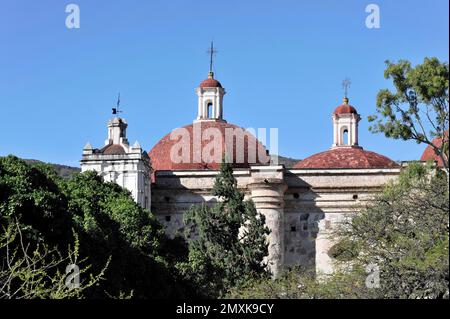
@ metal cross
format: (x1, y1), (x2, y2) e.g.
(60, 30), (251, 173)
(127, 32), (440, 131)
(342, 78), (351, 98)
(206, 41), (218, 73)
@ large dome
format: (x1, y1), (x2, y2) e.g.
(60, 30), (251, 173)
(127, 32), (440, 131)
(149, 121), (270, 174)
(293, 147), (397, 169)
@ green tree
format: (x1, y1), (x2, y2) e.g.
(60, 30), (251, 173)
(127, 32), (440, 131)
(368, 57), (449, 176)
(179, 161), (270, 298)
(1, 156), (190, 299)
(332, 162), (449, 299)
(62, 170), (190, 298)
(0, 156), (108, 299)
(0, 155), (72, 246)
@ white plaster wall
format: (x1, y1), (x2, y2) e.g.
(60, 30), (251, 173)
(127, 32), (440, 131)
(80, 156), (151, 209)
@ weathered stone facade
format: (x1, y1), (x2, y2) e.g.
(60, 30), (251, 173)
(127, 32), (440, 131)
(151, 165), (400, 276)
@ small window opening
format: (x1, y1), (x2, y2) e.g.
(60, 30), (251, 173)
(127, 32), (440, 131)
(343, 129), (349, 145)
(207, 102), (213, 118)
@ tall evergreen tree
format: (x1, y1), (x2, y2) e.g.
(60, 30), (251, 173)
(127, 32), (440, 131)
(179, 161), (270, 298)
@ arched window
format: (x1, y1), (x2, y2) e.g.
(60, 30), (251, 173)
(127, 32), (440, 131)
(342, 128), (349, 145)
(207, 102), (213, 118)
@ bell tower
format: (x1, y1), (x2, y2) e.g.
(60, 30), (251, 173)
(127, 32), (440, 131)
(195, 72), (226, 121)
(332, 97), (361, 148)
(332, 79), (361, 148)
(195, 42), (226, 122)
(81, 97), (152, 210)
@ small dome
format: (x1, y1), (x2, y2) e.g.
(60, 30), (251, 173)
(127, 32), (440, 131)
(99, 144), (126, 155)
(199, 72), (222, 88)
(334, 98), (358, 115)
(293, 147), (397, 169)
(420, 131), (448, 167)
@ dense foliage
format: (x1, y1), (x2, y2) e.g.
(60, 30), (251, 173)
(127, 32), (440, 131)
(333, 162), (449, 298)
(0, 156), (189, 298)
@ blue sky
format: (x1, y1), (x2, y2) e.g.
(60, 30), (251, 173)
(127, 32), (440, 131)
(0, 0), (448, 167)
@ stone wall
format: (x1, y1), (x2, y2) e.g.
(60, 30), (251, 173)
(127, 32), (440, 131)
(151, 166), (401, 275)
(284, 168), (401, 274)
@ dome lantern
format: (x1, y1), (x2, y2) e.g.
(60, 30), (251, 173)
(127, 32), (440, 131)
(195, 42), (226, 122)
(332, 97), (361, 148)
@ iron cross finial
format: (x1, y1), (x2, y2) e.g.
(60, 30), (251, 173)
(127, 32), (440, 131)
(206, 41), (218, 73)
(342, 78), (351, 98)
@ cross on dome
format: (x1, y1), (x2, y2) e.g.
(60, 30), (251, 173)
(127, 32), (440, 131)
(342, 78), (351, 99)
(206, 41), (218, 74)
(195, 42), (226, 122)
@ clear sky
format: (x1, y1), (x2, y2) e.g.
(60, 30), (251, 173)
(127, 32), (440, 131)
(1, 0), (448, 167)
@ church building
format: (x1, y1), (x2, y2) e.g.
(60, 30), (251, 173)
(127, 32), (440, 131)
(81, 64), (405, 276)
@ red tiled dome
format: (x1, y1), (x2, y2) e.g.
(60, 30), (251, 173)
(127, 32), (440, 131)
(334, 98), (358, 115)
(420, 131), (448, 167)
(334, 104), (358, 115)
(149, 121), (270, 177)
(200, 78), (222, 88)
(293, 147), (397, 169)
